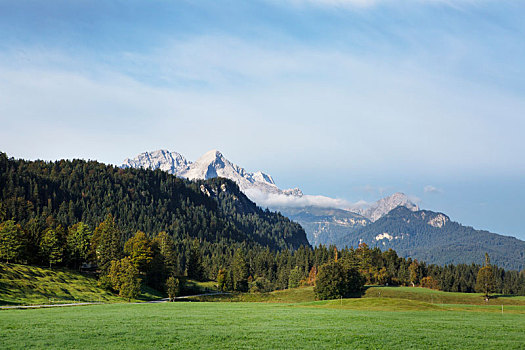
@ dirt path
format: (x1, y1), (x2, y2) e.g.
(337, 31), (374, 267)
(0, 292), (229, 310)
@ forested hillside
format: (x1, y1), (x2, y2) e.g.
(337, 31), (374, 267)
(337, 207), (525, 271)
(1, 152), (524, 300)
(0, 152), (308, 251)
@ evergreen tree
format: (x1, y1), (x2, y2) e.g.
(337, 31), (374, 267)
(186, 239), (204, 281)
(232, 249), (249, 292)
(288, 266), (303, 289)
(152, 231), (177, 276)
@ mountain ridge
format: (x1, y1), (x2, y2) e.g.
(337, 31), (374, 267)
(123, 149), (302, 198)
(336, 206), (525, 270)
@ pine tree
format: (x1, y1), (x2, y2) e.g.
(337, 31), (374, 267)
(186, 239), (204, 281)
(232, 249), (249, 292)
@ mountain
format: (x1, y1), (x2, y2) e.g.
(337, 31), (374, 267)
(277, 193), (418, 247)
(0, 152), (309, 251)
(123, 149), (303, 197)
(122, 150), (423, 247)
(354, 192), (419, 222)
(335, 206), (525, 271)
(122, 149), (191, 174)
(276, 206), (370, 246)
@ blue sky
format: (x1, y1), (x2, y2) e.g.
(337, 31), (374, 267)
(1, 0), (524, 239)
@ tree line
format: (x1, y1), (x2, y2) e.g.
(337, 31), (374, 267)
(1, 214), (523, 300)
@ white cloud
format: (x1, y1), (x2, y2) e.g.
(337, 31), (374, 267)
(424, 185), (443, 194)
(1, 34), (524, 176)
(244, 188), (354, 209)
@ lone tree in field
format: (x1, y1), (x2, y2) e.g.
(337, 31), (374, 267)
(166, 276), (180, 302)
(314, 260), (365, 300)
(476, 253), (496, 301)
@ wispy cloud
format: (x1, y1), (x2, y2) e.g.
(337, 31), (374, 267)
(284, 0), (377, 8)
(424, 185), (443, 194)
(276, 0), (488, 10)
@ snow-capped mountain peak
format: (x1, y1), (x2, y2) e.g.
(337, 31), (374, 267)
(122, 149), (299, 198)
(122, 149), (191, 174)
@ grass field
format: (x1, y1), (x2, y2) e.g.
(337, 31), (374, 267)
(191, 284), (525, 308)
(1, 300), (525, 349)
(0, 263), (163, 305)
(2, 264), (525, 348)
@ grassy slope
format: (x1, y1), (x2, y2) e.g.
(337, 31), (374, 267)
(1, 302), (524, 349)
(191, 285), (525, 308)
(363, 286), (525, 306)
(0, 263), (163, 305)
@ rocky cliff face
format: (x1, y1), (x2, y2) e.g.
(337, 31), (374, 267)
(355, 192), (419, 222)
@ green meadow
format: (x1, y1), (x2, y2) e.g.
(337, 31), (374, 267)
(1, 300), (525, 349)
(2, 263), (525, 349)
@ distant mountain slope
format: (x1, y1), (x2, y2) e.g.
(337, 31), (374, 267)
(276, 193), (418, 247)
(336, 206), (525, 270)
(0, 152), (309, 250)
(276, 207), (370, 246)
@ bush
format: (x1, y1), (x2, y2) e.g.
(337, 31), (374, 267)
(420, 276), (439, 290)
(314, 261), (365, 300)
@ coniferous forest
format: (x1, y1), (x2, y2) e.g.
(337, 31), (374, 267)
(1, 152), (524, 300)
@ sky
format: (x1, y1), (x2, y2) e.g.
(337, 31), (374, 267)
(0, 0), (524, 239)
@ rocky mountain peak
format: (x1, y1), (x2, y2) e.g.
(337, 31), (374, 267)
(357, 192), (419, 222)
(122, 149), (190, 174)
(122, 149), (303, 199)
